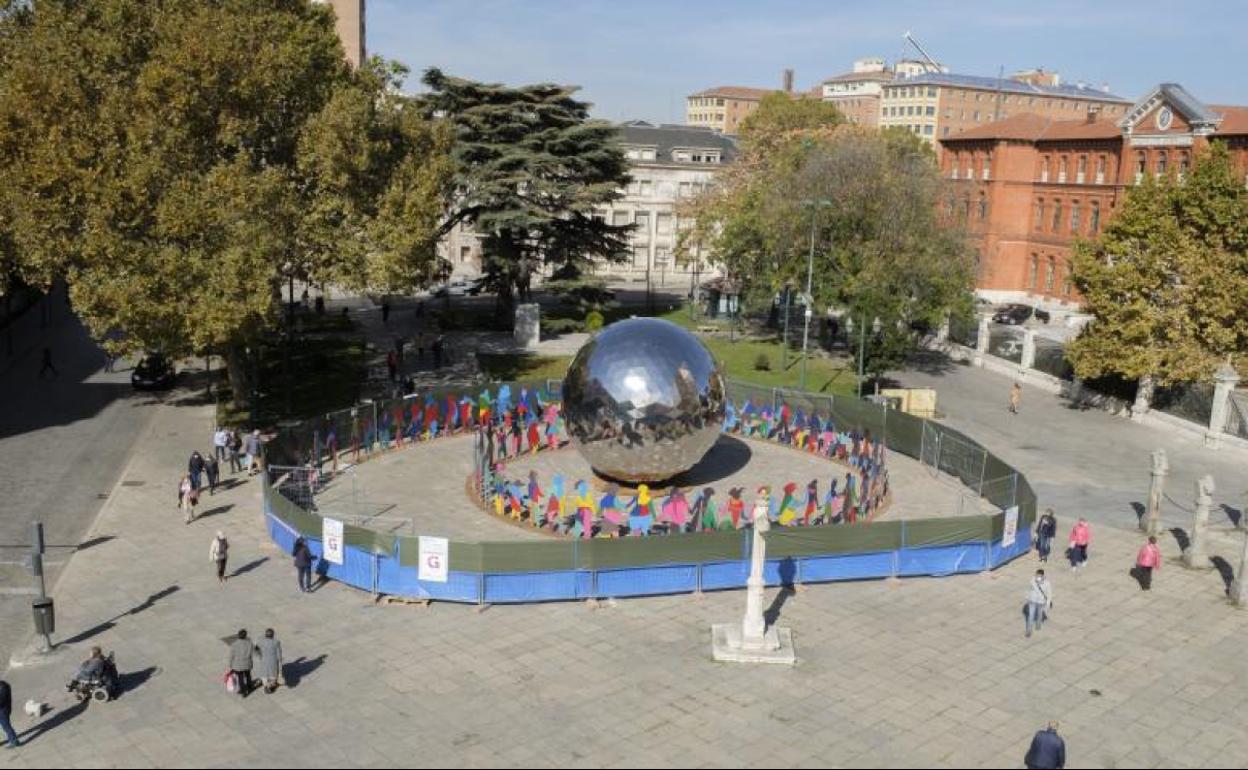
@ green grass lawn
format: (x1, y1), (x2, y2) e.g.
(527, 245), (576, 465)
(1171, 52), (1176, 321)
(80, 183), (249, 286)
(476, 353), (572, 383)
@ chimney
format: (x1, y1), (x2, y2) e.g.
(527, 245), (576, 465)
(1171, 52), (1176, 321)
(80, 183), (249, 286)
(783, 69), (794, 94)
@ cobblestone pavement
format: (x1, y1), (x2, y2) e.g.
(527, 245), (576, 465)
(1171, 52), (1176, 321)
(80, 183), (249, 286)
(3, 397), (1248, 769)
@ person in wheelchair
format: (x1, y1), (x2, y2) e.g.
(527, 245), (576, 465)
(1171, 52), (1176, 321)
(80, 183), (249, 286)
(66, 647), (118, 702)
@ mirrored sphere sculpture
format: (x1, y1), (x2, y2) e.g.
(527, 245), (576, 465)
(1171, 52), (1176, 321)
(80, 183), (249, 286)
(562, 318), (726, 483)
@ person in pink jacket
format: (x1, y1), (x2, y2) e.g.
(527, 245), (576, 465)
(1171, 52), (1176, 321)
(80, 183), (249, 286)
(1135, 536), (1162, 591)
(1068, 518), (1091, 572)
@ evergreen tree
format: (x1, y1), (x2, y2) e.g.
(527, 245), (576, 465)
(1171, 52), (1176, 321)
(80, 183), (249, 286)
(420, 68), (632, 316)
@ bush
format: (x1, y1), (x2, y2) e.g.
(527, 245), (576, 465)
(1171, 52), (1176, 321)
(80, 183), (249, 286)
(754, 353), (771, 371)
(584, 310), (605, 332)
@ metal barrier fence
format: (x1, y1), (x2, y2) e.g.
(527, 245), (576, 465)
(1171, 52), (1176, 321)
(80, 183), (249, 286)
(259, 378), (1038, 603)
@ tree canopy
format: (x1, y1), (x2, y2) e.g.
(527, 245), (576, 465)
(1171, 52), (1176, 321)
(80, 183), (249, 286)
(419, 68), (631, 314)
(1069, 143), (1248, 385)
(0, 0), (452, 405)
(679, 96), (973, 379)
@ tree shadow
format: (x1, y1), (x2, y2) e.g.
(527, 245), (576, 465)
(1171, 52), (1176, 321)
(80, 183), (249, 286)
(115, 666), (160, 699)
(1220, 504), (1242, 528)
(1210, 556), (1235, 597)
(1168, 527), (1191, 552)
(60, 585), (180, 646)
(230, 557), (269, 578)
(17, 697), (89, 745)
(1130, 502), (1146, 527)
(282, 654), (327, 688)
(197, 504), (234, 520)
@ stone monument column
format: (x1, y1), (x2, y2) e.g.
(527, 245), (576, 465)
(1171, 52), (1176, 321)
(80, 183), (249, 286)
(1205, 358), (1241, 449)
(1182, 475), (1215, 570)
(711, 511), (795, 665)
(1144, 449), (1168, 536)
(740, 513), (771, 646)
(1231, 523), (1248, 607)
(973, 315), (990, 367)
(514, 303), (540, 350)
(1020, 322), (1038, 372)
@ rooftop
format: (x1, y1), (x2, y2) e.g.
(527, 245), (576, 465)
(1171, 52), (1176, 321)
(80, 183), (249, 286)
(821, 70), (896, 85)
(941, 113), (1124, 143)
(888, 72), (1132, 103)
(616, 121), (739, 163)
(688, 86), (776, 101)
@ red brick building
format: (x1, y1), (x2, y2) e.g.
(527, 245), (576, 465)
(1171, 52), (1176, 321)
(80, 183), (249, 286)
(940, 83), (1248, 307)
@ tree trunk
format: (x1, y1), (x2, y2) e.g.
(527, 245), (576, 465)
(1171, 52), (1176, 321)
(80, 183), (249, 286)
(225, 342), (251, 413)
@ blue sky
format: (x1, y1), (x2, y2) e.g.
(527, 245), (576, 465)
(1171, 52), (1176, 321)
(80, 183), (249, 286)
(368, 0), (1245, 123)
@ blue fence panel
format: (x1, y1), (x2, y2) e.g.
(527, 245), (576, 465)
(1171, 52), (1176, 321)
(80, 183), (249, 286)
(483, 571), (584, 603)
(699, 561), (751, 591)
(266, 514), (298, 555)
(595, 564), (699, 598)
(896, 543), (989, 576)
(796, 551), (896, 583)
(990, 531), (1033, 567)
(375, 559), (482, 603)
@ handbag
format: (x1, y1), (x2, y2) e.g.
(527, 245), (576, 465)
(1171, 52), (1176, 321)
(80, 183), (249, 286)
(223, 670), (237, 693)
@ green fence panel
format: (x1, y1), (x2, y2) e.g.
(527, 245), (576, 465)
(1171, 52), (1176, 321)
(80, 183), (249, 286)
(766, 521), (904, 557)
(478, 540), (579, 572)
(267, 485), (322, 537)
(883, 410), (925, 460)
(344, 524), (396, 556)
(904, 516), (994, 547)
(578, 531), (746, 570)
(396, 537), (484, 571)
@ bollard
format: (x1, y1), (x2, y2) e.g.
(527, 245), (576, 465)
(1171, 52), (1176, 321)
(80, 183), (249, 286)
(1182, 475), (1214, 570)
(1144, 449), (1168, 535)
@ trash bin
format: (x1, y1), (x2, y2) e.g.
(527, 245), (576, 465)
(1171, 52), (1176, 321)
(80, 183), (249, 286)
(32, 597), (55, 636)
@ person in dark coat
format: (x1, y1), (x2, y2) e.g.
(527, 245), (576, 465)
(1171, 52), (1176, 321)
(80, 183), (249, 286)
(188, 451), (206, 491)
(205, 454), (220, 496)
(293, 537), (313, 593)
(1035, 509), (1057, 563)
(228, 629), (254, 697)
(0, 678), (18, 748)
(1024, 721), (1066, 769)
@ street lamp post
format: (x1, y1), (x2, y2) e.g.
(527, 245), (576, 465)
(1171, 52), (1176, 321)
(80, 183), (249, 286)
(853, 315), (882, 398)
(798, 198), (832, 391)
(781, 280), (793, 370)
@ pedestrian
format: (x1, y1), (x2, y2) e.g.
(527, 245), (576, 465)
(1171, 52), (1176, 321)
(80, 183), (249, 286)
(213, 426), (229, 462)
(37, 347), (58, 380)
(293, 537), (313, 593)
(1009, 382), (1022, 415)
(210, 531), (229, 584)
(1068, 517), (1091, 572)
(244, 430), (262, 476)
(1135, 535), (1162, 591)
(432, 336), (444, 369)
(179, 474), (198, 523)
(1024, 568), (1053, 638)
(1035, 508), (1057, 563)
(188, 451), (205, 491)
(228, 430), (243, 474)
(227, 629), (254, 697)
(386, 350), (398, 382)
(205, 454), (220, 496)
(254, 629), (283, 694)
(0, 677), (18, 749)
(381, 300), (390, 325)
(1024, 720), (1066, 769)
(103, 349), (115, 373)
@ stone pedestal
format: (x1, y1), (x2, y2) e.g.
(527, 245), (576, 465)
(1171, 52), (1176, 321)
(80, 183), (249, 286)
(514, 303), (540, 350)
(1020, 323), (1038, 371)
(711, 513), (795, 665)
(1204, 358), (1241, 449)
(1144, 448), (1168, 536)
(1182, 475), (1215, 570)
(1231, 525), (1248, 607)
(1132, 374), (1155, 421)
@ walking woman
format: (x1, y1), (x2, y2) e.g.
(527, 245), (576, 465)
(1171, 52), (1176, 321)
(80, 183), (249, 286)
(1035, 508), (1057, 563)
(1068, 517), (1092, 573)
(1135, 536), (1162, 591)
(210, 532), (229, 585)
(179, 474), (198, 524)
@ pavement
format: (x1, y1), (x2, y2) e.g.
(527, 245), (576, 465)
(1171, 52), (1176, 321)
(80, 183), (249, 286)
(3, 325), (1248, 767)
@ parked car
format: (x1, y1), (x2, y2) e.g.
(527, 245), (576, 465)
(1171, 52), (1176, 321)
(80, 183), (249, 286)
(465, 277), (490, 296)
(433, 279), (471, 298)
(993, 303), (1050, 325)
(131, 352), (176, 390)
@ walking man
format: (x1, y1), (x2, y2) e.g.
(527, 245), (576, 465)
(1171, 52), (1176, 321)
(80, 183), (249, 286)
(255, 629), (283, 694)
(1025, 569), (1053, 638)
(1035, 508), (1057, 563)
(37, 347), (58, 380)
(205, 454), (220, 496)
(188, 451), (206, 492)
(228, 430), (243, 474)
(244, 430), (262, 476)
(1024, 721), (1066, 769)
(227, 630), (254, 698)
(1135, 535), (1162, 591)
(213, 426), (229, 462)
(210, 532), (229, 585)
(293, 537), (313, 593)
(1009, 382), (1022, 415)
(0, 677), (18, 749)
(1068, 517), (1092, 572)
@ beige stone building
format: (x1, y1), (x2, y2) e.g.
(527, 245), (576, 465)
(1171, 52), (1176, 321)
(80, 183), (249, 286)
(312, 0), (365, 68)
(818, 58), (894, 127)
(879, 70), (1132, 147)
(686, 86), (774, 134)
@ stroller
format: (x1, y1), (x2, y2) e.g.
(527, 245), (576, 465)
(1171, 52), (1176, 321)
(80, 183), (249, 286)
(66, 651), (119, 703)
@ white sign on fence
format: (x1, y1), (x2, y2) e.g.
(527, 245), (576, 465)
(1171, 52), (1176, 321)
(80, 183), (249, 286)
(322, 517), (344, 565)
(418, 536), (449, 583)
(1002, 506), (1019, 549)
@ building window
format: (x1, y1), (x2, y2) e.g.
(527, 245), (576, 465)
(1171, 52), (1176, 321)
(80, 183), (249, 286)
(1070, 201), (1081, 233)
(923, 124), (933, 135)
(1051, 200), (1062, 232)
(459, 246), (471, 263)
(963, 155), (971, 178)
(928, 87), (937, 97)
(1034, 199), (1045, 230)
(1096, 155), (1106, 184)
(962, 196), (971, 220)
(1058, 156), (1068, 184)
(633, 246), (648, 268)
(1090, 201), (1101, 233)
(1045, 257), (1056, 292)
(926, 106), (935, 116)
(678, 181), (691, 197)
(639, 180), (653, 197)
(1041, 157), (1050, 183)
(1062, 270), (1073, 297)
(973, 110), (981, 121)
(1077, 156), (1087, 184)
(634, 211), (650, 242)
(1135, 152), (1146, 184)
(1179, 151), (1190, 180)
(978, 193), (988, 220)
(1030, 255), (1039, 289)
(1157, 151), (1168, 177)
(982, 154), (991, 180)
(656, 212), (672, 235)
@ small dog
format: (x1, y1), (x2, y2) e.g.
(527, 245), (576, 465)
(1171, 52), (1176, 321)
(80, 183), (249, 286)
(24, 699), (47, 718)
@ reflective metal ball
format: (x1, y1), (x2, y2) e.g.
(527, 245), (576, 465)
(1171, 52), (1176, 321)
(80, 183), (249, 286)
(562, 317), (726, 483)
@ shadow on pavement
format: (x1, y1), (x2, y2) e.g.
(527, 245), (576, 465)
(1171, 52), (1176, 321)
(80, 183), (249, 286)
(75, 535), (116, 552)
(1168, 527), (1191, 552)
(1220, 504), (1242, 528)
(60, 585), (181, 646)
(197, 504), (234, 520)
(116, 666), (160, 699)
(1130, 502), (1145, 527)
(230, 557), (269, 578)
(1210, 556), (1234, 596)
(18, 698), (89, 745)
(282, 654), (327, 688)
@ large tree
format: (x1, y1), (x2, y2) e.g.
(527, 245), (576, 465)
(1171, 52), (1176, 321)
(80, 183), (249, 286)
(0, 0), (452, 408)
(419, 69), (632, 317)
(681, 104), (973, 380)
(1068, 143), (1248, 390)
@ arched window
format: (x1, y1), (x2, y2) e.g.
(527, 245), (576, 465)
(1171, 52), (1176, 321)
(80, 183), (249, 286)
(978, 193), (988, 220)
(1030, 255), (1039, 289)
(1096, 155), (1107, 184)
(983, 153), (992, 180)
(1070, 201), (1081, 233)
(1045, 256), (1056, 292)
(962, 196), (971, 220)
(1077, 155), (1087, 184)
(1051, 200), (1063, 232)
(1090, 200), (1101, 233)
(1179, 151), (1190, 180)
(1059, 156), (1068, 183)
(1135, 152), (1146, 184)
(1157, 151), (1168, 177)
(1041, 156), (1051, 183)
(1034, 199), (1045, 230)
